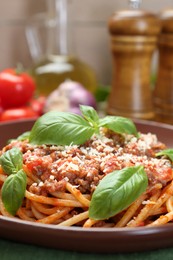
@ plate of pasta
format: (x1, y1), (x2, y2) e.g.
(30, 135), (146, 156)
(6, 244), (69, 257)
(1, 106), (173, 253)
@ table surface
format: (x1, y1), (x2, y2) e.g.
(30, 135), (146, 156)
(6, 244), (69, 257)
(1, 238), (173, 260)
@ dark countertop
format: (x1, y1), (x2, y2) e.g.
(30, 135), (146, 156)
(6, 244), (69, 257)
(1, 238), (173, 260)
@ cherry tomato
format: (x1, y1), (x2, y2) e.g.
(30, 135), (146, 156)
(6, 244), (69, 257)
(0, 107), (38, 122)
(30, 96), (46, 116)
(0, 99), (4, 115)
(0, 68), (36, 109)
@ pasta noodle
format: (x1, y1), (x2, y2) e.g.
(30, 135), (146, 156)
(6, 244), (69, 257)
(1, 128), (173, 228)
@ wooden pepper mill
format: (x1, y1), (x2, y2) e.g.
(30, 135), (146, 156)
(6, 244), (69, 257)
(107, 10), (161, 120)
(154, 9), (173, 124)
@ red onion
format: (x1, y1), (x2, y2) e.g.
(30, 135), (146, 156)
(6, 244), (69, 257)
(44, 80), (97, 114)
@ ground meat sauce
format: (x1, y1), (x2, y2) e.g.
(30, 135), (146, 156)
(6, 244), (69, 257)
(2, 130), (173, 196)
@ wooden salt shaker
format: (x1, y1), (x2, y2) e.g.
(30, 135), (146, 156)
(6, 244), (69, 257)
(154, 9), (173, 124)
(107, 10), (161, 120)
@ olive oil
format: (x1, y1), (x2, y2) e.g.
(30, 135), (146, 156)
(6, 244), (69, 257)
(30, 55), (97, 96)
(27, 0), (97, 96)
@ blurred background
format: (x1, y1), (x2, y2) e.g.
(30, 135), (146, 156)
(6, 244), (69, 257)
(0, 0), (172, 86)
(1, 0), (173, 124)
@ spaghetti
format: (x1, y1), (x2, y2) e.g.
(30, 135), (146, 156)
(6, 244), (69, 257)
(0, 128), (173, 228)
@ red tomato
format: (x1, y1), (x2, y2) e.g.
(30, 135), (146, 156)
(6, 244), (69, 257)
(0, 68), (36, 109)
(30, 96), (46, 115)
(0, 107), (38, 122)
(0, 99), (4, 115)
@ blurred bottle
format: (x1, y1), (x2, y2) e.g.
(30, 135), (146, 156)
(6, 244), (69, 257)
(153, 9), (173, 124)
(26, 0), (97, 96)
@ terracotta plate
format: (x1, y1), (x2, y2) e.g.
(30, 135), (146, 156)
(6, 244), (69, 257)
(0, 119), (173, 253)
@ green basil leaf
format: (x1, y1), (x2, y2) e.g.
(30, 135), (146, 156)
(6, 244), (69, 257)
(29, 111), (96, 146)
(89, 165), (148, 220)
(1, 169), (27, 215)
(99, 116), (139, 137)
(156, 149), (173, 162)
(0, 147), (23, 175)
(17, 131), (31, 141)
(80, 105), (100, 126)
(7, 131), (31, 144)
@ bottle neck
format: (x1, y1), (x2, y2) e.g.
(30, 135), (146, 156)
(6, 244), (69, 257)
(26, 0), (75, 62)
(46, 0), (69, 55)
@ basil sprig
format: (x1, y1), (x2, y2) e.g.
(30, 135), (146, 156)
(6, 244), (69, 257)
(99, 116), (140, 138)
(8, 131), (31, 144)
(0, 147), (23, 175)
(29, 111), (96, 146)
(80, 105), (100, 131)
(2, 170), (27, 215)
(29, 105), (138, 146)
(0, 147), (27, 215)
(89, 165), (148, 220)
(16, 131), (31, 141)
(156, 149), (173, 162)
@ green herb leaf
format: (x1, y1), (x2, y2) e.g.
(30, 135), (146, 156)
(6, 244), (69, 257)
(7, 131), (31, 144)
(17, 131), (31, 141)
(80, 105), (100, 131)
(0, 147), (23, 175)
(29, 111), (95, 146)
(156, 149), (173, 162)
(29, 106), (139, 146)
(80, 105), (100, 124)
(99, 116), (139, 137)
(89, 165), (148, 220)
(1, 169), (27, 215)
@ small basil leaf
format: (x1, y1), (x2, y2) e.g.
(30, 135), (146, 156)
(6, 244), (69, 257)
(17, 131), (31, 141)
(80, 105), (100, 126)
(99, 116), (139, 137)
(89, 165), (148, 220)
(29, 111), (96, 146)
(7, 131), (31, 144)
(1, 169), (27, 215)
(156, 149), (173, 162)
(0, 147), (23, 175)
